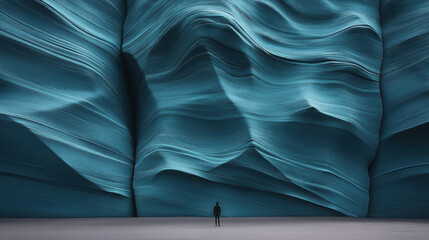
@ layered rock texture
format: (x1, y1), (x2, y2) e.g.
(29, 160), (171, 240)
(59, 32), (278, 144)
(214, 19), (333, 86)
(0, 0), (428, 218)
(0, 0), (135, 217)
(123, 0), (383, 217)
(368, 0), (429, 218)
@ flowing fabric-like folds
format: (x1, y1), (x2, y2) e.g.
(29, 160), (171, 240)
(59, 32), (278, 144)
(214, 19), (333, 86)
(2, 0), (429, 218)
(123, 0), (383, 217)
(0, 0), (135, 217)
(369, 0), (429, 218)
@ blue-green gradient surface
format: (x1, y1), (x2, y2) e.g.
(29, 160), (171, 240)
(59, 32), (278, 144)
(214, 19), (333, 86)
(0, 0), (428, 218)
(369, 0), (429, 218)
(0, 0), (135, 217)
(123, 0), (383, 217)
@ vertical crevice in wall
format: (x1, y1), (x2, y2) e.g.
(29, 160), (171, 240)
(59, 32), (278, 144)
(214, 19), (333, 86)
(367, 0), (386, 217)
(120, 0), (138, 217)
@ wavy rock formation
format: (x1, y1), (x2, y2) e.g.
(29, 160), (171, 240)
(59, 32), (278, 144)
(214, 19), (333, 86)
(369, 0), (429, 218)
(123, 0), (383, 217)
(4, 0), (428, 218)
(0, 0), (135, 217)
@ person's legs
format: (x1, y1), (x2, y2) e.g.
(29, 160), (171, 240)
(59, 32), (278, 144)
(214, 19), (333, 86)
(214, 216), (217, 226)
(217, 216), (220, 226)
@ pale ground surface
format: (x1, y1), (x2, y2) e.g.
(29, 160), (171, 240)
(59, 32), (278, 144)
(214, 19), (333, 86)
(1, 217), (428, 240)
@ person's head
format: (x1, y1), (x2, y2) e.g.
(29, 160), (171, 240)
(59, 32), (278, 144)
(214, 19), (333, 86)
(216, 202), (219, 206)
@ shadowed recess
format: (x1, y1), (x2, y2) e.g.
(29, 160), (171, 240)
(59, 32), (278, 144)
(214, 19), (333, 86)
(368, 0), (429, 218)
(0, 116), (133, 217)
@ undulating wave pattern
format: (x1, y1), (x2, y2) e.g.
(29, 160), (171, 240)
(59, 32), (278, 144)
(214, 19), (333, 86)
(369, 0), (429, 218)
(123, 0), (383, 217)
(0, 0), (136, 217)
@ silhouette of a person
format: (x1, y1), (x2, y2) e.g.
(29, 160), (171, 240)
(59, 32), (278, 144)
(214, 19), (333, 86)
(213, 202), (221, 226)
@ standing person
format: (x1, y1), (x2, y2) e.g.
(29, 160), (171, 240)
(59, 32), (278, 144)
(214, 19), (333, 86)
(213, 202), (221, 226)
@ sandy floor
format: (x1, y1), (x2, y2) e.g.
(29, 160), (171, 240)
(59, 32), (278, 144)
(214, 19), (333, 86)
(0, 217), (428, 240)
